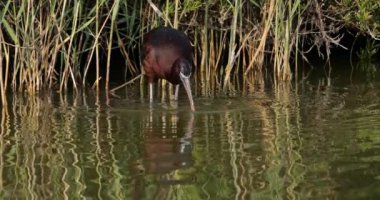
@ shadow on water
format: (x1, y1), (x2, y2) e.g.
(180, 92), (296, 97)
(0, 61), (380, 199)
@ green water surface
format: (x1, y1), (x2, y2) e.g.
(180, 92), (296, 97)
(1, 64), (380, 199)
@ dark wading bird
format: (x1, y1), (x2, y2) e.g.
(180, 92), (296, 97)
(142, 27), (195, 111)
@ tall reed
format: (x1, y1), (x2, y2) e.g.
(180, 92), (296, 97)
(0, 0), (141, 97)
(0, 0), (378, 104)
(272, 0), (303, 83)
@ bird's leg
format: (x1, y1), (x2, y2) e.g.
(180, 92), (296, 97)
(149, 82), (153, 102)
(168, 84), (175, 100)
(175, 85), (179, 100)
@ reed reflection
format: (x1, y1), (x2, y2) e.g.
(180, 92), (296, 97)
(0, 92), (124, 199)
(0, 75), (379, 199)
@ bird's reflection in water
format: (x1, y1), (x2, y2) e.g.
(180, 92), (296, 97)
(139, 109), (194, 185)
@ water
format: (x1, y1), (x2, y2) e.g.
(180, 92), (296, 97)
(1, 66), (380, 199)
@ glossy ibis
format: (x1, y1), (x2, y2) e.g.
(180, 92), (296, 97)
(142, 27), (195, 111)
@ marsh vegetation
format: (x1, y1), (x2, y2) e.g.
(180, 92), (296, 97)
(0, 0), (379, 105)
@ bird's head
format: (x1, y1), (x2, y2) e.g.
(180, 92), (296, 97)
(178, 58), (192, 79)
(172, 58), (195, 111)
(171, 58), (193, 82)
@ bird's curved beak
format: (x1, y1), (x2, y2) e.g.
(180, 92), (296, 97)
(180, 73), (195, 111)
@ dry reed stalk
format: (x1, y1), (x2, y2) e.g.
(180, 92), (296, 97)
(223, 0), (240, 88)
(0, 39), (6, 106)
(60, 1), (80, 92)
(95, 0), (101, 93)
(199, 4), (209, 95)
(105, 0), (120, 92)
(245, 0), (275, 76)
(0, 31), (10, 100)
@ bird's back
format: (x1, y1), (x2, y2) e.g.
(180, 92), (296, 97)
(142, 27), (192, 83)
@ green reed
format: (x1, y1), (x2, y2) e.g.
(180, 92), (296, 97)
(0, 1), (140, 99)
(0, 0), (379, 105)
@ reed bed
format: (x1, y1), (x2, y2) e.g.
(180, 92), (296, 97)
(0, 0), (379, 105)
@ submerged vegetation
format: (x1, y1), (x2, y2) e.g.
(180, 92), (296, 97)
(0, 0), (379, 105)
